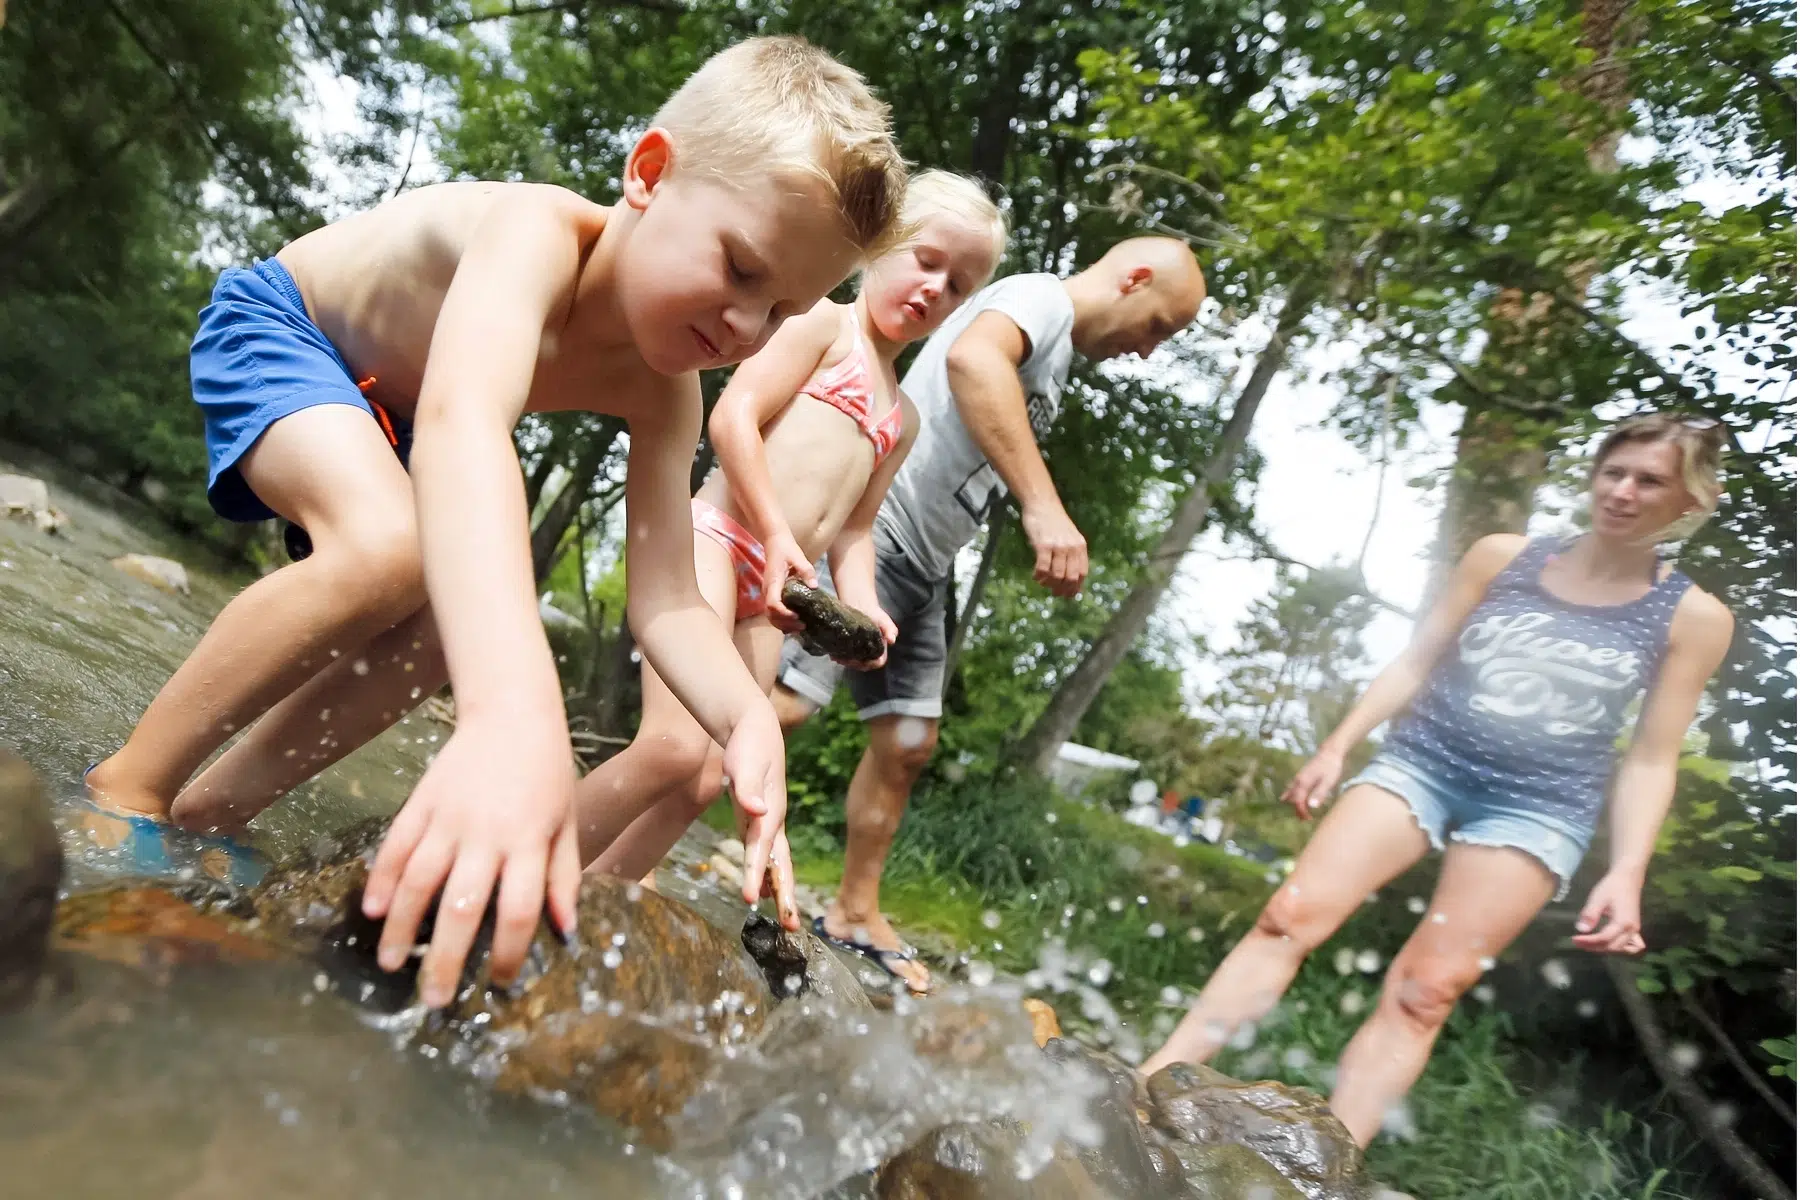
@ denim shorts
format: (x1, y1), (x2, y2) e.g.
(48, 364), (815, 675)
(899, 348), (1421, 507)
(777, 521), (948, 721)
(1346, 752), (1591, 900)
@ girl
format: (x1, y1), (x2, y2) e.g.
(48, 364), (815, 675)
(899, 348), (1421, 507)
(1142, 414), (1735, 1145)
(573, 170), (1006, 892)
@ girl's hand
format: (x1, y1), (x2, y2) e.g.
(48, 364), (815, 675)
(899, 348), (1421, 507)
(761, 529), (817, 634)
(1282, 748), (1346, 821)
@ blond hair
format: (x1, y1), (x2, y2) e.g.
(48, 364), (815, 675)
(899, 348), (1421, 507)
(653, 36), (908, 257)
(893, 169), (1008, 286)
(1591, 412), (1727, 543)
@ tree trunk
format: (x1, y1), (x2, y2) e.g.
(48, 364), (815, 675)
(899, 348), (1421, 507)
(1015, 290), (1309, 776)
(530, 418), (623, 583)
(1605, 958), (1795, 1200)
(1427, 0), (1639, 584)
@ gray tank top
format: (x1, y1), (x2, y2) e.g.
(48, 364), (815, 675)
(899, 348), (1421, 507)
(1385, 536), (1692, 832)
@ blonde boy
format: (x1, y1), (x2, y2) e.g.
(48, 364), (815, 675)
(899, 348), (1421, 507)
(85, 37), (908, 1008)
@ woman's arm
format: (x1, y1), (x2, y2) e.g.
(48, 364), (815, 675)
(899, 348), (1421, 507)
(1574, 588), (1734, 953)
(1284, 533), (1527, 817)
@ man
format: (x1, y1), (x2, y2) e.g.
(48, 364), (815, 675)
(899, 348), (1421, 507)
(773, 237), (1207, 992)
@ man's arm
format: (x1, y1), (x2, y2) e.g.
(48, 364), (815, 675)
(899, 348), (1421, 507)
(944, 311), (1087, 596)
(363, 188), (589, 1007)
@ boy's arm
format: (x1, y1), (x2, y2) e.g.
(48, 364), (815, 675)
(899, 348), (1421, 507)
(363, 189), (589, 1008)
(706, 303), (839, 627)
(825, 393), (919, 661)
(944, 311), (1087, 597)
(624, 381), (799, 927)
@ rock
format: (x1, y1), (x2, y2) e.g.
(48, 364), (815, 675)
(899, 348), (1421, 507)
(1146, 1062), (1368, 1200)
(717, 836), (745, 861)
(877, 1122), (1107, 1200)
(0, 473), (67, 535)
(708, 852), (743, 887)
(1168, 1142), (1307, 1198)
(1041, 1038), (1189, 1200)
(52, 884), (280, 980)
(783, 579), (886, 665)
(1024, 997), (1062, 1047)
(0, 750), (61, 1010)
(110, 553), (189, 595)
(247, 819), (774, 1145)
(741, 909), (874, 1011)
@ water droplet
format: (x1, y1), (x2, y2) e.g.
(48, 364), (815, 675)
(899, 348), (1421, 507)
(1406, 896), (1426, 914)
(283, 748), (297, 758)
(967, 960), (996, 987)
(403, 661), (415, 672)
(1147, 922), (1166, 939)
(1709, 1101), (1737, 1129)
(1339, 990), (1365, 1015)
(1380, 1100), (1418, 1141)
(1576, 998), (1599, 1018)
(981, 910), (1002, 930)
(1355, 949), (1381, 974)
(312, 972), (329, 992)
(409, 687), (421, 700)
(1472, 984), (1496, 1004)
(1539, 958), (1573, 990)
(1086, 959), (1113, 987)
(1333, 948), (1356, 975)
(318, 708), (331, 721)
(1282, 1046), (1312, 1071)
(1105, 898), (1124, 913)
(1185, 927), (1204, 943)
(1159, 985), (1183, 1005)
(601, 947), (623, 969)
(1136, 894), (1148, 906)
(1430, 911), (1448, 925)
(352, 658), (370, 676)
(1669, 1041), (1702, 1072)
(624, 883), (643, 902)
(1478, 956), (1496, 972)
(610, 932), (626, 947)
(1044, 811), (1058, 824)
(1525, 1101), (1559, 1129)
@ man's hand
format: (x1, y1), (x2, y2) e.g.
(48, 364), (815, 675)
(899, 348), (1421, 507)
(1573, 869), (1647, 955)
(835, 593), (897, 670)
(720, 701), (798, 928)
(1282, 747), (1346, 820)
(761, 527), (817, 634)
(1021, 501), (1088, 597)
(363, 715), (581, 1008)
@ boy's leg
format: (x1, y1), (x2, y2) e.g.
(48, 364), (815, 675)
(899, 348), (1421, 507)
(597, 616), (786, 881)
(169, 605), (444, 832)
(574, 538), (740, 868)
(88, 405), (426, 818)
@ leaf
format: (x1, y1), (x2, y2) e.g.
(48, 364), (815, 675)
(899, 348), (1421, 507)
(1709, 865), (1764, 883)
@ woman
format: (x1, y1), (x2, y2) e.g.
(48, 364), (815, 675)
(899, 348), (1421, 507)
(1142, 414), (1735, 1146)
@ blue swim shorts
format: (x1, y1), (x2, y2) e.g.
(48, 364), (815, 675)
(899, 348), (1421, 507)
(192, 258), (410, 523)
(1344, 751), (1592, 900)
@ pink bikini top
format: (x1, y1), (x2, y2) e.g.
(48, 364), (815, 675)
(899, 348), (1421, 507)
(797, 324), (903, 465)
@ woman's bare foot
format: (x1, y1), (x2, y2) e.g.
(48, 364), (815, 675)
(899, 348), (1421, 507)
(821, 903), (933, 995)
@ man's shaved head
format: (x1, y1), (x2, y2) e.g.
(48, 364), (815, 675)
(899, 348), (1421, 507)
(1067, 236), (1207, 361)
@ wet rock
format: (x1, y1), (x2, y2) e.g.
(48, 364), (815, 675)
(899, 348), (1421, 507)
(877, 1122), (1107, 1199)
(1167, 1143), (1307, 1198)
(1145, 1062), (1368, 1200)
(1041, 1038), (1188, 1200)
(249, 819), (773, 1145)
(784, 579), (885, 665)
(0, 473), (67, 535)
(110, 553), (190, 595)
(0, 751), (60, 1010)
(741, 909), (874, 1012)
(52, 884), (280, 980)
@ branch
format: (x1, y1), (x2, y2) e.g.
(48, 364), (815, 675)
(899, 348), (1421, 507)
(1676, 989), (1797, 1128)
(1356, 374), (1395, 574)
(1234, 531), (1416, 619)
(1605, 957), (1795, 1200)
(436, 0), (682, 31)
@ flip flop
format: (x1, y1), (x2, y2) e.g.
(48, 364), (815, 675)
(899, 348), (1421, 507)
(76, 766), (268, 889)
(812, 915), (931, 995)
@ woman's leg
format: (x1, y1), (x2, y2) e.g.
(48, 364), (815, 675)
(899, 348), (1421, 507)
(1141, 784), (1433, 1075)
(573, 538), (740, 867)
(1329, 842), (1556, 1144)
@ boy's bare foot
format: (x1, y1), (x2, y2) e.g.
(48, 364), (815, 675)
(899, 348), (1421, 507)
(819, 903), (933, 995)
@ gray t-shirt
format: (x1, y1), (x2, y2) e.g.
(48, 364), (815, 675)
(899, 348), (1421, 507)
(878, 274), (1076, 580)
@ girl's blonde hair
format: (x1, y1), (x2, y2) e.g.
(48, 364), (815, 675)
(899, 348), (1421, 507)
(894, 169), (1008, 285)
(1591, 412), (1727, 543)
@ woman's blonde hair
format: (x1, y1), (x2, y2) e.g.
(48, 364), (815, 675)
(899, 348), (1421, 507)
(1591, 412), (1727, 543)
(893, 169), (1008, 285)
(652, 36), (909, 256)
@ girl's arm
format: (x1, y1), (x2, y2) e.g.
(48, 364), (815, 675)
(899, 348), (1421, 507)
(825, 393), (920, 663)
(1573, 588), (1734, 954)
(1284, 533), (1527, 817)
(707, 303), (840, 626)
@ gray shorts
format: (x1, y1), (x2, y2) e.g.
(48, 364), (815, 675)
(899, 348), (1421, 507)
(778, 524), (949, 721)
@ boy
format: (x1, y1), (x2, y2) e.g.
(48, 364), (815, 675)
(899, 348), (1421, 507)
(84, 37), (908, 1008)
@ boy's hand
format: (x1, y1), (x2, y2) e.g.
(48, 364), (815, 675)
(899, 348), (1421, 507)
(720, 701), (798, 928)
(761, 529), (817, 634)
(362, 715), (581, 1008)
